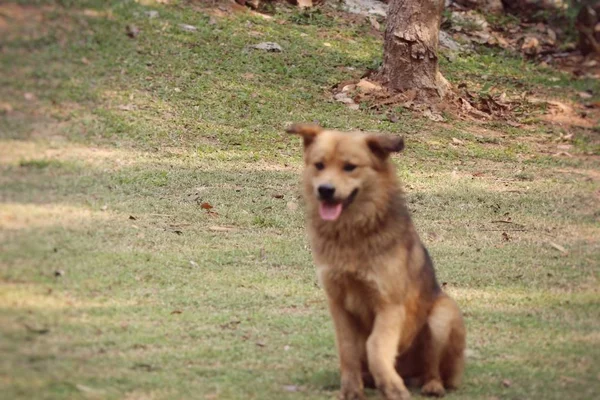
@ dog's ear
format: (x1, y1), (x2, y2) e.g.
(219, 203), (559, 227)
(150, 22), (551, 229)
(286, 123), (323, 148)
(366, 135), (404, 159)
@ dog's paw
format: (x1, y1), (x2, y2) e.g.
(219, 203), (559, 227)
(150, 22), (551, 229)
(339, 388), (365, 400)
(421, 380), (446, 397)
(381, 385), (411, 400)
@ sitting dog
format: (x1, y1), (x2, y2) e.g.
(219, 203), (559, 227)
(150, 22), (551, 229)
(287, 123), (466, 400)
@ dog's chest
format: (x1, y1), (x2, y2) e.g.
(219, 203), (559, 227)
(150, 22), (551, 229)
(317, 265), (377, 325)
(342, 276), (375, 324)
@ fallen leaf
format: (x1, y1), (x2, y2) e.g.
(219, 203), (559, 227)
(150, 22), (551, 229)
(0, 102), (13, 114)
(492, 219), (514, 224)
(117, 104), (135, 111)
(81, 57), (90, 65)
(552, 151), (573, 157)
(283, 385), (300, 392)
(556, 144), (572, 151)
(558, 133), (574, 142)
(189, 260), (199, 267)
(256, 340), (266, 347)
(472, 171), (485, 177)
(578, 91), (593, 99)
(548, 241), (568, 255)
(220, 320), (241, 329)
(201, 202), (213, 210)
(76, 384), (105, 395)
(333, 92), (356, 105)
(459, 97), (491, 119)
(179, 23), (197, 32)
(170, 223), (191, 228)
(209, 226), (238, 232)
(250, 42), (283, 52)
(132, 363), (159, 372)
(83, 9), (114, 18)
(502, 379), (512, 387)
(126, 24), (140, 38)
(23, 92), (37, 101)
(368, 15), (380, 31)
(452, 137), (464, 145)
(423, 109), (445, 122)
(24, 323), (50, 335)
(521, 36), (540, 55)
(356, 78), (382, 93)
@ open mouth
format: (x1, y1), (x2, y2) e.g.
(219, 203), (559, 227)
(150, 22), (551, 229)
(319, 202), (343, 221)
(318, 189), (358, 221)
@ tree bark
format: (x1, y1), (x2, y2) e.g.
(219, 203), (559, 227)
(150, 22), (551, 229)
(380, 0), (449, 100)
(576, 2), (600, 55)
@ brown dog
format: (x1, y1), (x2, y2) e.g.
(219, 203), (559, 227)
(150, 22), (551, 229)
(287, 124), (466, 400)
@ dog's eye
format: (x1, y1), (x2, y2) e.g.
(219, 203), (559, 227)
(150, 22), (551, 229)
(315, 162), (325, 171)
(343, 163), (357, 172)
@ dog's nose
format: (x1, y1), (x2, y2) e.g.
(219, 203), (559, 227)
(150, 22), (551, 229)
(318, 184), (336, 200)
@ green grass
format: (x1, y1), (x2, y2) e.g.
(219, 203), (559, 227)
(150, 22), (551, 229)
(1, 1), (599, 399)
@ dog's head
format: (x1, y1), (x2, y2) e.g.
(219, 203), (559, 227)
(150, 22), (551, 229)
(287, 123), (403, 222)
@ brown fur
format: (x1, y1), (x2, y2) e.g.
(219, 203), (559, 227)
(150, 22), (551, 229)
(288, 124), (466, 400)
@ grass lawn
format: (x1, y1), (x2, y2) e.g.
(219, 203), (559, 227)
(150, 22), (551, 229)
(1, 1), (599, 399)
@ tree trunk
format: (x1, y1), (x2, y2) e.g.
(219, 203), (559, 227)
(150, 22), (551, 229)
(576, 2), (600, 56)
(380, 0), (449, 100)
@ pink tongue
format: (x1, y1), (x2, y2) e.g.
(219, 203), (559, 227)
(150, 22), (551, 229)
(319, 202), (343, 221)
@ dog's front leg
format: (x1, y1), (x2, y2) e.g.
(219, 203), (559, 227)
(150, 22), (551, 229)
(367, 305), (410, 400)
(328, 299), (365, 400)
